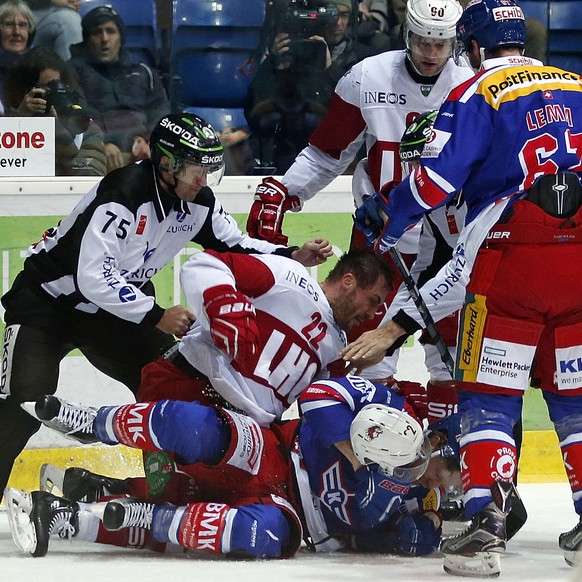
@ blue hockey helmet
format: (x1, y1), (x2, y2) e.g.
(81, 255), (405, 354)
(456, 0), (526, 53)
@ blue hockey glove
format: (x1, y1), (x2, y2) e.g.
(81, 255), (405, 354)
(355, 195), (384, 247)
(392, 512), (442, 556)
(354, 183), (396, 247)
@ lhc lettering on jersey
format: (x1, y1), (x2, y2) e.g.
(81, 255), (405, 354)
(321, 461), (351, 525)
(249, 312), (322, 407)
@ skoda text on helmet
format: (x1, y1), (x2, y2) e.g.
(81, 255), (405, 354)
(456, 0), (526, 54)
(399, 110), (438, 163)
(349, 404), (432, 482)
(403, 0), (464, 76)
(150, 113), (225, 189)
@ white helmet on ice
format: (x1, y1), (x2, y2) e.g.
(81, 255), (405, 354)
(404, 0), (463, 40)
(350, 404), (431, 482)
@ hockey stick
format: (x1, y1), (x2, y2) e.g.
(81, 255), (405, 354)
(387, 247), (455, 378)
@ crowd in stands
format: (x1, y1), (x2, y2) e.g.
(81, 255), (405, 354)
(0, 0), (560, 177)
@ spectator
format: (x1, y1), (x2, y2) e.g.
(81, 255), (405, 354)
(245, 0), (375, 173)
(358, 0), (395, 52)
(2, 46), (106, 175)
(24, 0), (82, 60)
(0, 0), (35, 111)
(219, 125), (255, 175)
(386, 0), (408, 49)
(68, 6), (170, 173)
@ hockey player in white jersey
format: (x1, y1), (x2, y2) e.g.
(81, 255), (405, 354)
(245, 0), (473, 383)
(351, 110), (466, 422)
(137, 248), (393, 427)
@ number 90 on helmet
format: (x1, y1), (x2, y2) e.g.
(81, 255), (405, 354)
(405, 0), (463, 40)
(150, 113), (225, 188)
(350, 404), (432, 482)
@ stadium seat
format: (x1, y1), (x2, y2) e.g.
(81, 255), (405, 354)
(79, 0), (159, 66)
(548, 1), (582, 74)
(183, 107), (248, 133)
(170, 0), (266, 111)
(518, 0), (549, 27)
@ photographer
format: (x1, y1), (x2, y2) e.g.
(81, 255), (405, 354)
(245, 0), (374, 173)
(2, 46), (106, 175)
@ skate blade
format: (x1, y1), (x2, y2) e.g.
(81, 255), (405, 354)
(20, 401), (39, 420)
(564, 549), (580, 567)
(39, 464), (65, 496)
(443, 552), (501, 578)
(4, 488), (37, 554)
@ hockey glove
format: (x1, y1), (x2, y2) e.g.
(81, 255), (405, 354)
(203, 285), (260, 374)
(354, 182), (399, 251)
(246, 177), (301, 245)
(393, 379), (428, 422)
(351, 510), (442, 556)
(392, 512), (442, 556)
(354, 194), (385, 248)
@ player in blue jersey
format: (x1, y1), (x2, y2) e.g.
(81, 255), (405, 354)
(5, 376), (460, 560)
(343, 0), (582, 577)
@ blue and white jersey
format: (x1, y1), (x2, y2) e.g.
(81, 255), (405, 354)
(295, 376), (413, 543)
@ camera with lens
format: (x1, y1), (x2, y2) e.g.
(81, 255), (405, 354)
(280, 0), (339, 71)
(282, 0), (339, 37)
(42, 79), (91, 135)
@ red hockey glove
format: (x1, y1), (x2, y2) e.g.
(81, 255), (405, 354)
(246, 177), (301, 245)
(393, 379), (428, 422)
(203, 285), (260, 374)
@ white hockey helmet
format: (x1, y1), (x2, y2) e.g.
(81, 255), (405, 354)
(350, 404), (432, 482)
(404, 0), (463, 40)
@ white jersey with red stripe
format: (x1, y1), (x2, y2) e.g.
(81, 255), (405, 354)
(282, 50), (474, 202)
(178, 251), (347, 426)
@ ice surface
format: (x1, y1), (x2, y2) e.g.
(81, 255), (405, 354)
(0, 482), (580, 582)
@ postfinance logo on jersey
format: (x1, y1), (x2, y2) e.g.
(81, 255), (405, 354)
(481, 67), (581, 108)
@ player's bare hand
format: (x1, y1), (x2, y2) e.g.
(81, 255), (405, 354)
(340, 321), (406, 373)
(291, 238), (333, 267)
(156, 305), (195, 337)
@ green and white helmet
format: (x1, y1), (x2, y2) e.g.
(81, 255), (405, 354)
(399, 110), (438, 163)
(150, 113), (225, 186)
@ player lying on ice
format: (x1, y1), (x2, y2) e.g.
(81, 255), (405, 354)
(6, 376), (461, 559)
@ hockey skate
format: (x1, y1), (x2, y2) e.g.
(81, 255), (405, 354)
(4, 488), (79, 557)
(559, 515), (582, 567)
(441, 481), (514, 578)
(22, 395), (99, 444)
(40, 463), (128, 503)
(101, 497), (155, 531)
